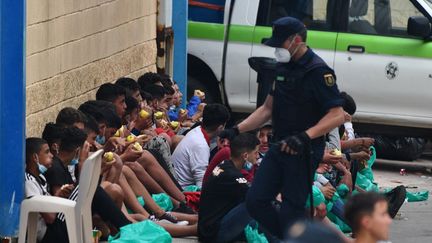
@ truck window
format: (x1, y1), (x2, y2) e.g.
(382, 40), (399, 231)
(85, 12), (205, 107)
(256, 0), (346, 31)
(188, 0), (226, 24)
(348, 0), (423, 38)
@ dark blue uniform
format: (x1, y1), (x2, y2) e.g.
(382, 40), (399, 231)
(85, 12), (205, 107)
(246, 48), (344, 238)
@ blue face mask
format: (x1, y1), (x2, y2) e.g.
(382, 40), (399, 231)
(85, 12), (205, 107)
(70, 158), (79, 166)
(70, 149), (80, 166)
(96, 135), (106, 145)
(38, 162), (48, 174)
(243, 161), (253, 171)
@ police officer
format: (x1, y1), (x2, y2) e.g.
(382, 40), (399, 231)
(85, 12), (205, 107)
(220, 17), (345, 239)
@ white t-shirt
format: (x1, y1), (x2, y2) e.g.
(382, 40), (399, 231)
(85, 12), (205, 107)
(68, 165), (77, 183)
(172, 126), (210, 188)
(344, 122), (355, 141)
(314, 174), (330, 188)
(25, 172), (50, 241)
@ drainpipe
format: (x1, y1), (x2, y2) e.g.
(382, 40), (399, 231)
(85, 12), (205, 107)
(172, 0), (188, 108)
(0, 0), (26, 241)
(156, 0), (173, 75)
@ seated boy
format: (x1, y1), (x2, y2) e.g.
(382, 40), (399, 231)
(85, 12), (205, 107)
(345, 192), (392, 243)
(25, 137), (63, 243)
(203, 123), (273, 185)
(96, 83), (127, 119)
(172, 104), (230, 188)
(115, 77), (142, 103)
(78, 100), (123, 144)
(56, 107), (88, 130)
(45, 126), (87, 194)
(198, 133), (260, 242)
(168, 80), (186, 122)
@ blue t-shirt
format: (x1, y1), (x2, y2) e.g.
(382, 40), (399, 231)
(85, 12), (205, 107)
(187, 96), (202, 117)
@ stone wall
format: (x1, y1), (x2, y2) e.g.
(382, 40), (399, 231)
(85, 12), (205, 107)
(26, 0), (157, 136)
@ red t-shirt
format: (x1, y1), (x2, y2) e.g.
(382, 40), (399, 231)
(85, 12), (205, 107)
(155, 127), (176, 137)
(202, 147), (231, 185)
(202, 147), (257, 185)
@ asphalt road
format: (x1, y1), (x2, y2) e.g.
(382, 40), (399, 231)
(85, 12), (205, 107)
(374, 168), (432, 243)
(172, 167), (432, 243)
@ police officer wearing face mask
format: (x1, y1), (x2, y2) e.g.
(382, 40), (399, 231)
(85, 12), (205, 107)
(220, 17), (345, 239)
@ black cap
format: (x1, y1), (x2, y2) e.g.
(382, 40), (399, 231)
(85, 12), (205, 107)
(264, 17), (306, 48)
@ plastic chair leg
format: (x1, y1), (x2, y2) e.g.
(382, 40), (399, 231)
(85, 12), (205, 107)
(64, 212), (81, 243)
(81, 212), (93, 243)
(27, 212), (39, 243)
(18, 208), (28, 243)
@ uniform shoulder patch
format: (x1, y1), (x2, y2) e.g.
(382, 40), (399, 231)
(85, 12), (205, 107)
(324, 74), (335, 87)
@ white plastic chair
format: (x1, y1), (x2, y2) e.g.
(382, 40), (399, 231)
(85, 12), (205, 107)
(18, 149), (103, 243)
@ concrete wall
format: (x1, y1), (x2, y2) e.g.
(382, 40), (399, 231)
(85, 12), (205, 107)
(26, 0), (158, 137)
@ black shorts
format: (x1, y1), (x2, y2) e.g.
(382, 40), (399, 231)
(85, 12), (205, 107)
(41, 219), (68, 243)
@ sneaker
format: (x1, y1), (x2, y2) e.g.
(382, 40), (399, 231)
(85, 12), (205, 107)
(172, 202), (196, 214)
(149, 215), (174, 225)
(148, 215), (159, 222)
(160, 212), (189, 226)
(150, 213), (189, 226)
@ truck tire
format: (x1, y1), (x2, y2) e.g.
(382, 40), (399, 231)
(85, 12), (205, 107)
(187, 75), (221, 104)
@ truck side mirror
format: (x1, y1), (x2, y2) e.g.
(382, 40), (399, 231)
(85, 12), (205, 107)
(407, 16), (431, 38)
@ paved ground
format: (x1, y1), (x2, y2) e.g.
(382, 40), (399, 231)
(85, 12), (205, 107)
(172, 167), (432, 243)
(374, 167), (432, 243)
(173, 236), (199, 243)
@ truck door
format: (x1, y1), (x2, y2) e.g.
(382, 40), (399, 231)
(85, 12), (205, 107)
(334, 0), (432, 128)
(223, 0), (259, 112)
(250, 0), (343, 105)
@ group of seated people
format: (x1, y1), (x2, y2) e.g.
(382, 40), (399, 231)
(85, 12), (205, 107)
(25, 72), (394, 243)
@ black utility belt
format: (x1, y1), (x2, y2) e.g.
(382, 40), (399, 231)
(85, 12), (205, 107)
(273, 134), (325, 145)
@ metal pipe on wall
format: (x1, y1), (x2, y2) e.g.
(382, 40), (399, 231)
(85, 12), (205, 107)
(172, 0), (188, 108)
(0, 0), (26, 239)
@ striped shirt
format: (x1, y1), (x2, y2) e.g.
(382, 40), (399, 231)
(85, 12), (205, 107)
(24, 172), (50, 241)
(57, 185), (79, 222)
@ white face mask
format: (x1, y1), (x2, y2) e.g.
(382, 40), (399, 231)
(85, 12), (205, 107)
(274, 48), (292, 63)
(274, 35), (302, 63)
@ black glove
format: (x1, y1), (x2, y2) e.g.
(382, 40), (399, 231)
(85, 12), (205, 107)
(219, 126), (240, 141)
(280, 132), (311, 154)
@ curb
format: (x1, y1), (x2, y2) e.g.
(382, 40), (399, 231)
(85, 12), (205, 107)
(374, 158), (432, 174)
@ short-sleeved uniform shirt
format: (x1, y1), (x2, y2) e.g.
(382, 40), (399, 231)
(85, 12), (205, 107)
(269, 48), (344, 152)
(198, 160), (249, 242)
(25, 172), (50, 241)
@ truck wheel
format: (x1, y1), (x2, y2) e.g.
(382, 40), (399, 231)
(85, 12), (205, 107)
(187, 75), (221, 104)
